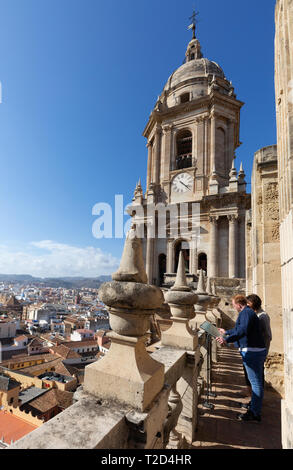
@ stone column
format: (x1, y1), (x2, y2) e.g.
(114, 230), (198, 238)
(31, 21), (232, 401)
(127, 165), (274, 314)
(238, 215), (246, 278)
(210, 112), (216, 175)
(228, 214), (238, 278)
(227, 119), (235, 175)
(167, 239), (174, 273)
(146, 236), (155, 284)
(162, 125), (172, 182)
(209, 216), (219, 278)
(189, 240), (197, 275)
(146, 142), (153, 190)
(196, 117), (204, 175)
(153, 127), (162, 185)
(84, 228), (165, 412)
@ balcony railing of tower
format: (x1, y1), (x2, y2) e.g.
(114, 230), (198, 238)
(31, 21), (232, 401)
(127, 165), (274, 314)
(176, 154), (193, 170)
(8, 235), (222, 450)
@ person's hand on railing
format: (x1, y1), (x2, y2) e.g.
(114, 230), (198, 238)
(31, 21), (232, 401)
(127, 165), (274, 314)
(218, 328), (226, 335)
(216, 328), (227, 346)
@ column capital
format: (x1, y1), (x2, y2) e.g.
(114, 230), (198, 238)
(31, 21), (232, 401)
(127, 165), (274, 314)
(155, 125), (162, 136)
(195, 115), (206, 124)
(227, 214), (238, 223)
(162, 124), (173, 134)
(209, 110), (217, 120)
(227, 117), (237, 125)
(209, 215), (219, 224)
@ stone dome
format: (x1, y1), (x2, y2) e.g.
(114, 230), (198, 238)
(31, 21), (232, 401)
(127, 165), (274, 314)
(164, 57), (225, 92)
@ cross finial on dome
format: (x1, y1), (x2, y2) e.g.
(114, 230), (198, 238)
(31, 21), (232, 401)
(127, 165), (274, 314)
(188, 9), (199, 40)
(186, 8), (203, 62)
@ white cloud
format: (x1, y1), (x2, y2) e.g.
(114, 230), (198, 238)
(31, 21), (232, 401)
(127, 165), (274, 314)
(0, 240), (120, 278)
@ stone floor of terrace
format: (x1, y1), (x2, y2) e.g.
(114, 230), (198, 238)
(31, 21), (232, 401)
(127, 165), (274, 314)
(192, 346), (282, 449)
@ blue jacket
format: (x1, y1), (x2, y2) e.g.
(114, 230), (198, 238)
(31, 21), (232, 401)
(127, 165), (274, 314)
(225, 306), (266, 349)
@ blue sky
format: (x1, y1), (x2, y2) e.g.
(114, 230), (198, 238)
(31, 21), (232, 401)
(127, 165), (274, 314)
(0, 0), (277, 277)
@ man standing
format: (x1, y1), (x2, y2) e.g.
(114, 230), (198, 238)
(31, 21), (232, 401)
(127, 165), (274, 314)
(246, 294), (272, 355)
(216, 295), (267, 423)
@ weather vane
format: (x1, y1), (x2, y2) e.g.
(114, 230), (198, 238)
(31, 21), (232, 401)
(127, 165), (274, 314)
(188, 8), (199, 40)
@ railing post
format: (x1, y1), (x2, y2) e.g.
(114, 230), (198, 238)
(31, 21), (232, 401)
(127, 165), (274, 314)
(161, 251), (200, 445)
(161, 252), (198, 350)
(163, 384), (183, 449)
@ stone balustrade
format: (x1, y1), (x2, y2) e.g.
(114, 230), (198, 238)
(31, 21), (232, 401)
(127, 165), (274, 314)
(8, 231), (218, 450)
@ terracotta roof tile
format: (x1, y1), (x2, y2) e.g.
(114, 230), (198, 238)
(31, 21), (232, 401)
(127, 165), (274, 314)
(54, 389), (73, 409)
(60, 340), (98, 348)
(0, 410), (37, 445)
(50, 345), (81, 359)
(24, 388), (58, 413)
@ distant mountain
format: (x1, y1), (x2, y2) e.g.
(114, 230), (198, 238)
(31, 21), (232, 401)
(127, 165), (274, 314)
(0, 274), (35, 282)
(0, 274), (112, 289)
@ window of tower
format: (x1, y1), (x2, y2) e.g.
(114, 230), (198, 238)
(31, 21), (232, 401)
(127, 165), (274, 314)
(176, 130), (193, 170)
(180, 93), (190, 104)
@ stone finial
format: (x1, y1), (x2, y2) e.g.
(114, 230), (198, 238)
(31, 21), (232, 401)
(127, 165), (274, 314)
(238, 162), (246, 192)
(196, 269), (206, 294)
(171, 251), (190, 292)
(84, 230), (164, 412)
(112, 228), (148, 284)
(191, 270), (212, 328)
(238, 162), (246, 178)
(162, 251), (198, 350)
(229, 159), (238, 181)
(212, 282), (217, 296)
(206, 277), (212, 295)
(229, 158), (239, 192)
(209, 164), (220, 194)
(211, 163), (218, 178)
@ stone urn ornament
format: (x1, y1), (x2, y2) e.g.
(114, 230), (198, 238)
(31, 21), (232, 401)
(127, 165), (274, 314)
(205, 277), (221, 324)
(190, 269), (212, 329)
(161, 251), (198, 351)
(84, 228), (165, 412)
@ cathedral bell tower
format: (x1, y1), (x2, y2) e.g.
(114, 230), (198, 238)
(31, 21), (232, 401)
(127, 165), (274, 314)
(132, 13), (251, 287)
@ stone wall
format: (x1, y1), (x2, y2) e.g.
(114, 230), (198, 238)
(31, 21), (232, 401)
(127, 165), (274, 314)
(212, 277), (246, 329)
(275, 0), (293, 450)
(246, 145), (283, 354)
(0, 368), (45, 389)
(5, 405), (44, 427)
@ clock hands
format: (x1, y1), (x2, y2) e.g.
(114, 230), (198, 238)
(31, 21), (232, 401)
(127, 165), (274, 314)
(179, 180), (192, 191)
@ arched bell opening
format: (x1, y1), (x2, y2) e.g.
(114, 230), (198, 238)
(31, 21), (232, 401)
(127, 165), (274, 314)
(175, 129), (193, 170)
(198, 252), (207, 274)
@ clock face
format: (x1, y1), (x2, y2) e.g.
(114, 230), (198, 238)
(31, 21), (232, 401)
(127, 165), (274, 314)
(172, 173), (193, 193)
